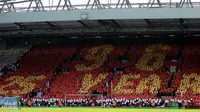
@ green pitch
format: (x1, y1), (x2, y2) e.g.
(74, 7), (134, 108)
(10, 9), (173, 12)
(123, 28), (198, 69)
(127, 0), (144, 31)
(0, 108), (199, 112)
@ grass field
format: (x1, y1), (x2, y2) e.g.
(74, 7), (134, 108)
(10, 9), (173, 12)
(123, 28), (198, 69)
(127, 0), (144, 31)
(0, 108), (200, 112)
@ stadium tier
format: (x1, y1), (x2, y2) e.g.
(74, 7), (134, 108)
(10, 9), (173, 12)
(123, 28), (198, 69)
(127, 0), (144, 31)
(0, 39), (200, 108)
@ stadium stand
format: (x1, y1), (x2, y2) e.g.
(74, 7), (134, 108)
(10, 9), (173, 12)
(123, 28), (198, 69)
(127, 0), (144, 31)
(0, 47), (30, 72)
(0, 38), (200, 108)
(0, 45), (77, 97)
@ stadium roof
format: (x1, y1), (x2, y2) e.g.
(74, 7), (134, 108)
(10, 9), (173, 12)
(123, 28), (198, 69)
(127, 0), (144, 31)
(1, 0), (200, 7)
(0, 0), (200, 38)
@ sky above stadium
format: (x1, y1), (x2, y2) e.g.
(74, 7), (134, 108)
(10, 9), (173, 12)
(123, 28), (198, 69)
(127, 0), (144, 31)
(14, 0), (200, 7)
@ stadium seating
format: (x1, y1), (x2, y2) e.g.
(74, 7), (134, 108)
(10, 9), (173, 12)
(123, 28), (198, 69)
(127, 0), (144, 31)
(61, 44), (114, 72)
(108, 46), (132, 68)
(1, 38), (200, 108)
(0, 45), (77, 97)
(134, 44), (179, 72)
(172, 71), (200, 99)
(182, 44), (200, 72)
(0, 47), (30, 71)
(17, 46), (77, 72)
(46, 72), (112, 99)
(169, 43), (200, 102)
(37, 43), (179, 100)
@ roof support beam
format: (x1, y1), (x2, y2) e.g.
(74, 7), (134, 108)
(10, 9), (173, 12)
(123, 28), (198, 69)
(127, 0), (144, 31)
(85, 0), (102, 9)
(178, 18), (188, 31)
(0, 1), (6, 13)
(2, 28), (200, 38)
(45, 21), (62, 30)
(116, 0), (132, 8)
(111, 20), (121, 29)
(8, 3), (16, 12)
(144, 19), (152, 25)
(178, 0), (193, 8)
(144, 19), (154, 28)
(0, 0), (16, 13)
(28, 0), (44, 12)
(0, 1), (30, 6)
(147, 0), (162, 8)
(78, 20), (90, 29)
(56, 0), (73, 11)
(179, 18), (185, 25)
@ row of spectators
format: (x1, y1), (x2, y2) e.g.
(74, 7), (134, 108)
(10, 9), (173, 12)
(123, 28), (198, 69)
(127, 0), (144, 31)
(26, 90), (44, 99)
(20, 98), (194, 108)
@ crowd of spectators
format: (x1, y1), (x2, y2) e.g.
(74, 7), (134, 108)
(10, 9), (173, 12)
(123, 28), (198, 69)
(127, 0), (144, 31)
(0, 47), (30, 76)
(19, 98), (195, 108)
(0, 41), (200, 109)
